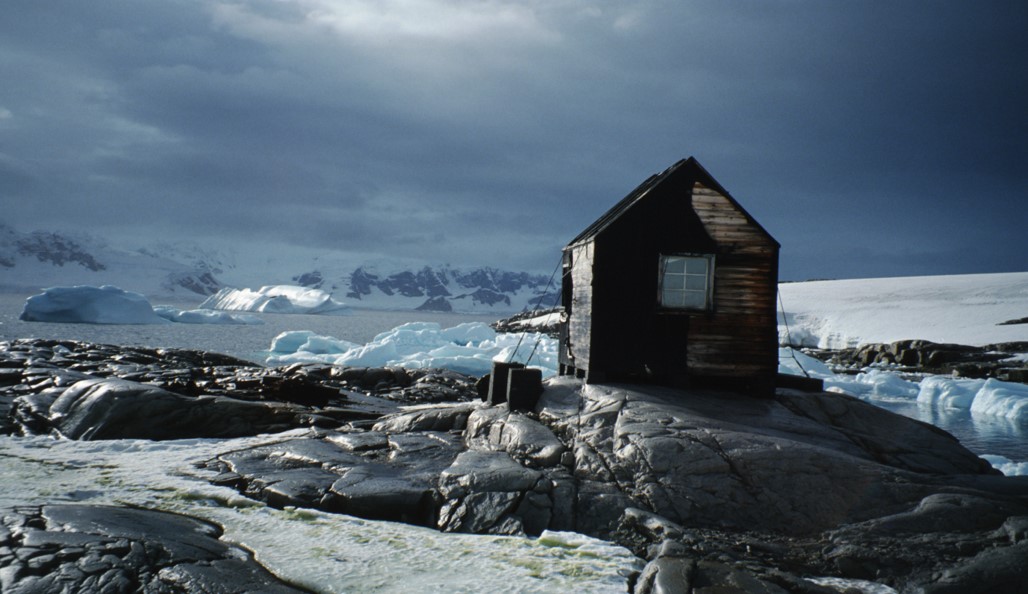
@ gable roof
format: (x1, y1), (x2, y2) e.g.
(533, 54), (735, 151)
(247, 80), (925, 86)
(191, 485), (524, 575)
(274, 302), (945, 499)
(565, 156), (779, 249)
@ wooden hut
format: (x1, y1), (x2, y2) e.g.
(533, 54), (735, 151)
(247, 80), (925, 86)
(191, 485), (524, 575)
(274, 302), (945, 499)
(558, 157), (780, 396)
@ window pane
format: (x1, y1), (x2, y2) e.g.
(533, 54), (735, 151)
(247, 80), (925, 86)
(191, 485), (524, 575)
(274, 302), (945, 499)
(685, 274), (707, 291)
(664, 273), (686, 291)
(682, 291), (707, 309)
(662, 290), (686, 307)
(659, 254), (713, 310)
(685, 257), (707, 275)
(664, 257), (686, 274)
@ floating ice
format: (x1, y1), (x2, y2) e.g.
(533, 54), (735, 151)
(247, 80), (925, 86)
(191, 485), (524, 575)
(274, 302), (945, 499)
(779, 350), (1028, 423)
(969, 379), (1028, 422)
(917, 376), (986, 409)
(982, 454), (1028, 477)
(153, 305), (264, 325)
(201, 285), (350, 315)
(267, 322), (558, 377)
(19, 285), (170, 325)
(778, 347), (835, 378)
(826, 369), (921, 401)
(914, 376), (1028, 423)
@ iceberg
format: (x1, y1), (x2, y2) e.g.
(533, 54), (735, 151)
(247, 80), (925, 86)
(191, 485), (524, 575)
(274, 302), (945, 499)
(200, 285), (350, 315)
(267, 322), (557, 377)
(969, 379), (1028, 422)
(915, 376), (1028, 422)
(20, 285), (170, 325)
(916, 375), (986, 409)
(152, 305), (264, 325)
(981, 454), (1028, 477)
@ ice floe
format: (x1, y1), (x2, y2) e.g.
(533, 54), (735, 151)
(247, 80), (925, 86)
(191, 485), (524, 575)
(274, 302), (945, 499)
(267, 322), (557, 377)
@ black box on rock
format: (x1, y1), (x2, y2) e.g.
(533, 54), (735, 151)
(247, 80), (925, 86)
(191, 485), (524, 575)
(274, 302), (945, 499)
(488, 361), (525, 405)
(507, 367), (543, 412)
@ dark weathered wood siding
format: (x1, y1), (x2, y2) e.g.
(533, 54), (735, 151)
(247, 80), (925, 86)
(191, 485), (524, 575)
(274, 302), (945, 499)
(560, 157), (779, 395)
(687, 182), (778, 385)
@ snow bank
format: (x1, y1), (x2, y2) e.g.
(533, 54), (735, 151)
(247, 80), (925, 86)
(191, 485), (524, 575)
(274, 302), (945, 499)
(20, 285), (170, 325)
(267, 322), (557, 377)
(152, 305), (264, 325)
(778, 272), (1028, 349)
(200, 285), (349, 315)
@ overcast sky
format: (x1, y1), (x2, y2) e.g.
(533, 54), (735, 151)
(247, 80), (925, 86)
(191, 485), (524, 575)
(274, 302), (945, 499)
(2, 1), (1025, 280)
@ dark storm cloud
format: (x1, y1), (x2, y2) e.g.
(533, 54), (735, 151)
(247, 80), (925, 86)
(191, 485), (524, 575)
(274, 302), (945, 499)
(1, 1), (1024, 278)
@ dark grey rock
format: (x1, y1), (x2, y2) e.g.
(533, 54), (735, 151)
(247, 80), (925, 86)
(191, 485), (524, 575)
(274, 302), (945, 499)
(15, 377), (303, 440)
(6, 339), (1028, 593)
(0, 504), (306, 593)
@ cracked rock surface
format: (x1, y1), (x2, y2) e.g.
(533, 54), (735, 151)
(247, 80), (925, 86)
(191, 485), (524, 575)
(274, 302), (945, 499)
(0, 504), (307, 593)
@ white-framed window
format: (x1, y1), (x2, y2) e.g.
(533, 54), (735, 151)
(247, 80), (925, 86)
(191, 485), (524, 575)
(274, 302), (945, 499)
(659, 254), (714, 310)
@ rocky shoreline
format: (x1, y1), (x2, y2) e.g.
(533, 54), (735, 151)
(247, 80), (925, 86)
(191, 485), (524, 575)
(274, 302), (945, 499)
(3, 338), (1028, 593)
(801, 339), (1028, 384)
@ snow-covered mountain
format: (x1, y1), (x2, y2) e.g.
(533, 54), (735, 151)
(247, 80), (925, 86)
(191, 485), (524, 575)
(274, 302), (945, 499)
(0, 225), (225, 297)
(291, 265), (556, 313)
(0, 226), (557, 313)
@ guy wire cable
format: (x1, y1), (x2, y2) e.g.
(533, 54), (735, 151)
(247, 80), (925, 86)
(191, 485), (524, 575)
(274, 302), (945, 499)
(507, 256), (563, 364)
(778, 290), (811, 378)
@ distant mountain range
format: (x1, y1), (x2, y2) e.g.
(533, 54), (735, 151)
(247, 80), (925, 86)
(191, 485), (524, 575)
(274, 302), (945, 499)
(295, 265), (556, 312)
(0, 225), (557, 313)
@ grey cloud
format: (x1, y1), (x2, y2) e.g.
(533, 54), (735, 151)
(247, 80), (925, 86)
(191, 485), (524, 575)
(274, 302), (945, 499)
(1, 0), (1024, 278)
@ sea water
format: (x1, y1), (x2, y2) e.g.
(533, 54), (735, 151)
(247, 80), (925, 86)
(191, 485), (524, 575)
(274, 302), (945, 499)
(0, 293), (500, 363)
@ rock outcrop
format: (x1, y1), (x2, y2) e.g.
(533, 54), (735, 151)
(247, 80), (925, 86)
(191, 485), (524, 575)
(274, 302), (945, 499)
(4, 338), (1028, 593)
(202, 378), (1028, 592)
(0, 504), (306, 593)
(806, 339), (1028, 384)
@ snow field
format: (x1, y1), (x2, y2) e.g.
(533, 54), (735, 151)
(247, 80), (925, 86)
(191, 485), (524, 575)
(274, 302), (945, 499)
(778, 271), (1028, 348)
